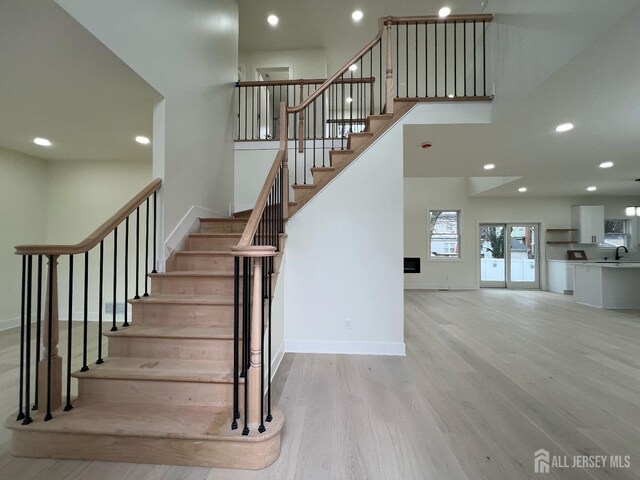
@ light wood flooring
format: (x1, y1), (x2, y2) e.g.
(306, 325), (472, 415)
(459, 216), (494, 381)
(1, 289), (639, 479)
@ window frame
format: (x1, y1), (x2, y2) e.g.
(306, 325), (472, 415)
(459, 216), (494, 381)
(427, 209), (462, 261)
(601, 218), (631, 249)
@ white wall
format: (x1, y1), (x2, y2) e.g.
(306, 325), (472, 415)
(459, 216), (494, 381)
(284, 110), (410, 357)
(239, 48), (327, 81)
(0, 148), (48, 329)
(56, 0), (239, 267)
(404, 176), (640, 290)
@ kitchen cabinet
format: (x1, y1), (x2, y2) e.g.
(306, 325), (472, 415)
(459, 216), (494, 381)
(547, 260), (576, 294)
(571, 205), (604, 244)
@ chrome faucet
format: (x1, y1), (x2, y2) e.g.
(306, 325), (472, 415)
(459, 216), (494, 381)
(615, 245), (628, 260)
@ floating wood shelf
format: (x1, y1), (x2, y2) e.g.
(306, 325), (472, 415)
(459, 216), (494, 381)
(546, 241), (575, 244)
(546, 228), (577, 232)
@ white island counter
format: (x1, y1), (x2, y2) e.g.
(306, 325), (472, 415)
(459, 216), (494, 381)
(574, 262), (640, 309)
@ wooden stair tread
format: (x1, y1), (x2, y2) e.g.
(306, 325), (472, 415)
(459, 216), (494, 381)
(104, 324), (234, 340)
(311, 167), (335, 172)
(330, 149), (354, 155)
(129, 294), (235, 305)
(71, 357), (235, 382)
(5, 402), (283, 442)
(292, 184), (316, 190)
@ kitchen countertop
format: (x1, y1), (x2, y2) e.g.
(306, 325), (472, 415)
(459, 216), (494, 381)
(577, 262), (640, 268)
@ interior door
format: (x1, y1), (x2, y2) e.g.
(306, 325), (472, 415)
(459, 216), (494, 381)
(505, 224), (539, 289)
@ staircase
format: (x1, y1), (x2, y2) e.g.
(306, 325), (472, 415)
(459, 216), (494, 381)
(6, 216), (284, 470)
(290, 103), (414, 215)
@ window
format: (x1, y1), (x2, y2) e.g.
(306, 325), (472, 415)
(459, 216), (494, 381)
(429, 210), (461, 258)
(603, 219), (630, 248)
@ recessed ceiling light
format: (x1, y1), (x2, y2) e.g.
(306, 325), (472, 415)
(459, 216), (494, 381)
(135, 135), (150, 145)
(349, 64), (358, 72)
(555, 122), (574, 133)
(599, 161), (614, 169)
(586, 186), (597, 192)
(345, 97), (353, 103)
(33, 137), (52, 147)
(352, 10), (363, 22)
(267, 14), (279, 26)
(483, 163), (495, 170)
(518, 187), (527, 193)
(438, 6), (451, 18)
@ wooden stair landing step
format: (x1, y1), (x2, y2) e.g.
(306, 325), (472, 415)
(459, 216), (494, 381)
(6, 402), (284, 469)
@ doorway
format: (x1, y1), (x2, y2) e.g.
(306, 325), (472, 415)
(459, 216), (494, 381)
(480, 224), (539, 289)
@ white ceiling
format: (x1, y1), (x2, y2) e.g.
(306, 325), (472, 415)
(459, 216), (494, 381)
(0, 0), (160, 162)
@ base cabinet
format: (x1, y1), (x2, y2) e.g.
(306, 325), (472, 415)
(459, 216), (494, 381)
(547, 261), (575, 294)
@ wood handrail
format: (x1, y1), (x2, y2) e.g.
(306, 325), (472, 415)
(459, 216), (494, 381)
(287, 13), (493, 114)
(15, 178), (162, 256)
(237, 77), (375, 88)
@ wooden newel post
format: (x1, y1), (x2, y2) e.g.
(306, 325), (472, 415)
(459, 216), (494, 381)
(231, 245), (277, 431)
(39, 255), (62, 413)
(385, 20), (394, 114)
(279, 101), (290, 220)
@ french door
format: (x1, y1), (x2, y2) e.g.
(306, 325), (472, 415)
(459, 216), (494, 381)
(480, 224), (539, 289)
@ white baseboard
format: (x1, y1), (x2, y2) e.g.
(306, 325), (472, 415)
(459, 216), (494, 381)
(285, 339), (405, 356)
(164, 205), (228, 265)
(0, 316), (20, 331)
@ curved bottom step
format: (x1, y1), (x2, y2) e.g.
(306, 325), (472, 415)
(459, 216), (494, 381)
(6, 402), (284, 470)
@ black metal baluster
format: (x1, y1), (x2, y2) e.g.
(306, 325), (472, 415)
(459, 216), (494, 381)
(322, 90), (325, 166)
(313, 95), (317, 169)
(379, 39), (383, 112)
(258, 255), (266, 434)
(454, 21), (458, 97)
(483, 20), (487, 96)
(474, 20), (477, 96)
(405, 22), (409, 98)
(144, 198), (150, 297)
(153, 191), (157, 274)
(464, 22), (467, 96)
(33, 255), (42, 411)
(22, 255), (33, 424)
(65, 255), (74, 411)
(81, 251), (89, 371)
(97, 241), (104, 364)
(293, 112), (297, 184)
(445, 21), (448, 97)
(415, 23), (418, 97)
(123, 217), (130, 328)
(111, 227), (118, 332)
(17, 256), (26, 421)
(396, 23), (399, 97)
(232, 256), (240, 429)
(266, 255), (273, 422)
(134, 207), (140, 299)
(251, 86), (255, 140)
(425, 22), (428, 97)
(435, 21), (438, 96)
(341, 78), (345, 150)
(257, 85), (261, 139)
(44, 255), (53, 421)
(244, 87), (248, 140)
(242, 256), (250, 436)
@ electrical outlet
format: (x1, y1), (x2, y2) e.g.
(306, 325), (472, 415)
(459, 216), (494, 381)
(345, 318), (352, 330)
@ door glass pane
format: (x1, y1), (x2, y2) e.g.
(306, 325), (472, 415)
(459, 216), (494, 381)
(480, 225), (505, 282)
(509, 226), (536, 283)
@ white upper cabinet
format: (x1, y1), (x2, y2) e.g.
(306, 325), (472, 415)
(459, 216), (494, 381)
(571, 205), (605, 244)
